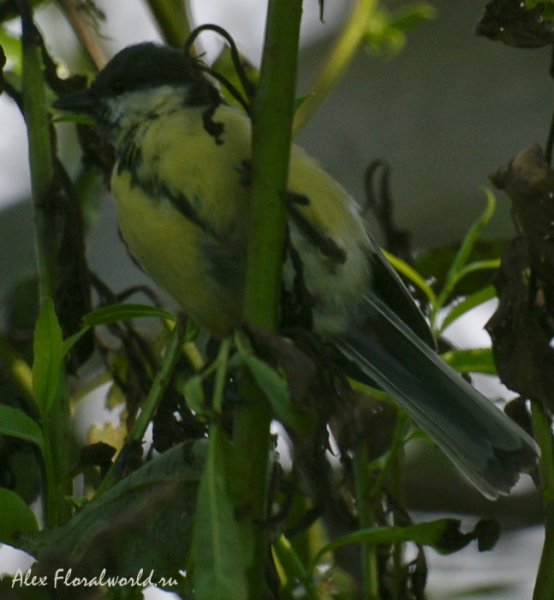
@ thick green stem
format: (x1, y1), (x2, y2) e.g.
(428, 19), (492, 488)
(43, 383), (73, 526)
(19, 1), (57, 303)
(234, 0), (303, 597)
(244, 1), (303, 323)
(18, 0), (75, 527)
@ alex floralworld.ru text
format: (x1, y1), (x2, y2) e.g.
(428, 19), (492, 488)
(11, 567), (181, 588)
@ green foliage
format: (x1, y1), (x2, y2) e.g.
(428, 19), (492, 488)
(0, 487), (39, 546)
(0, 404), (43, 447)
(18, 443), (200, 582)
(441, 347), (497, 375)
(525, 0), (554, 20)
(309, 518), (499, 569)
(32, 297), (63, 417)
(192, 424), (250, 600)
(82, 303), (176, 327)
(231, 333), (316, 434)
(364, 2), (437, 57)
(385, 188), (500, 337)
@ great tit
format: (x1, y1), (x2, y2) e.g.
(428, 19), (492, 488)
(54, 42), (538, 499)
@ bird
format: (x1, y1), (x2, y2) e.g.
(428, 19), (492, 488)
(54, 41), (538, 499)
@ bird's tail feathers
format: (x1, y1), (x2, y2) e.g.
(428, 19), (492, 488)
(337, 293), (539, 499)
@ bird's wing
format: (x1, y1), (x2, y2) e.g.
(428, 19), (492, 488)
(369, 247), (435, 348)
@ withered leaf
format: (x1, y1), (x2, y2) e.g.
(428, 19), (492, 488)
(475, 0), (554, 48)
(485, 237), (554, 408)
(490, 143), (554, 290)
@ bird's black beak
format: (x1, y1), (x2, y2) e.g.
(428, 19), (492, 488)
(53, 89), (96, 114)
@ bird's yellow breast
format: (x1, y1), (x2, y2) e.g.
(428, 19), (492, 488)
(111, 106), (252, 335)
(111, 103), (371, 338)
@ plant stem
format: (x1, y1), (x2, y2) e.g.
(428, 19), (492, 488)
(43, 383), (73, 526)
(388, 415), (408, 598)
(56, 0), (107, 68)
(273, 535), (321, 599)
(531, 399), (554, 600)
(353, 440), (380, 600)
(234, 0), (303, 596)
(144, 0), (193, 49)
(93, 315), (187, 499)
(18, 0), (57, 303)
(244, 4), (302, 323)
(17, 0), (75, 527)
(294, 0), (377, 134)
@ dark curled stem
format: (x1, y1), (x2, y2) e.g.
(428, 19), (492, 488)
(363, 159), (413, 265)
(183, 23), (256, 115)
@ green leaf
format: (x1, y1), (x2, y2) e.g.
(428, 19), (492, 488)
(0, 27), (22, 73)
(182, 373), (207, 416)
(441, 348), (496, 375)
(309, 518), (499, 573)
(82, 303), (176, 327)
(440, 285), (497, 332)
(416, 239), (506, 302)
(525, 0), (554, 14)
(18, 444), (199, 580)
(62, 326), (92, 358)
(50, 112), (95, 126)
(272, 535), (321, 600)
(390, 2), (437, 31)
(0, 487), (39, 547)
(363, 2), (436, 58)
(448, 259), (500, 288)
(294, 93), (313, 114)
(239, 353), (314, 434)
(382, 249), (437, 307)
(184, 317), (200, 343)
(349, 379), (394, 404)
(436, 189), (496, 310)
(193, 425), (250, 600)
(0, 404), (43, 448)
(32, 297), (63, 416)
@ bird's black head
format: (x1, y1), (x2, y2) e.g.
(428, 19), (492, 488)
(91, 43), (199, 98)
(54, 42), (221, 139)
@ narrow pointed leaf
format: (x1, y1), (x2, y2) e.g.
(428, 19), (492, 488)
(0, 487), (39, 547)
(441, 348), (497, 375)
(240, 353), (314, 433)
(193, 425), (249, 600)
(310, 518), (500, 573)
(32, 297), (63, 416)
(82, 303), (175, 327)
(0, 404), (43, 448)
(440, 285), (496, 332)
